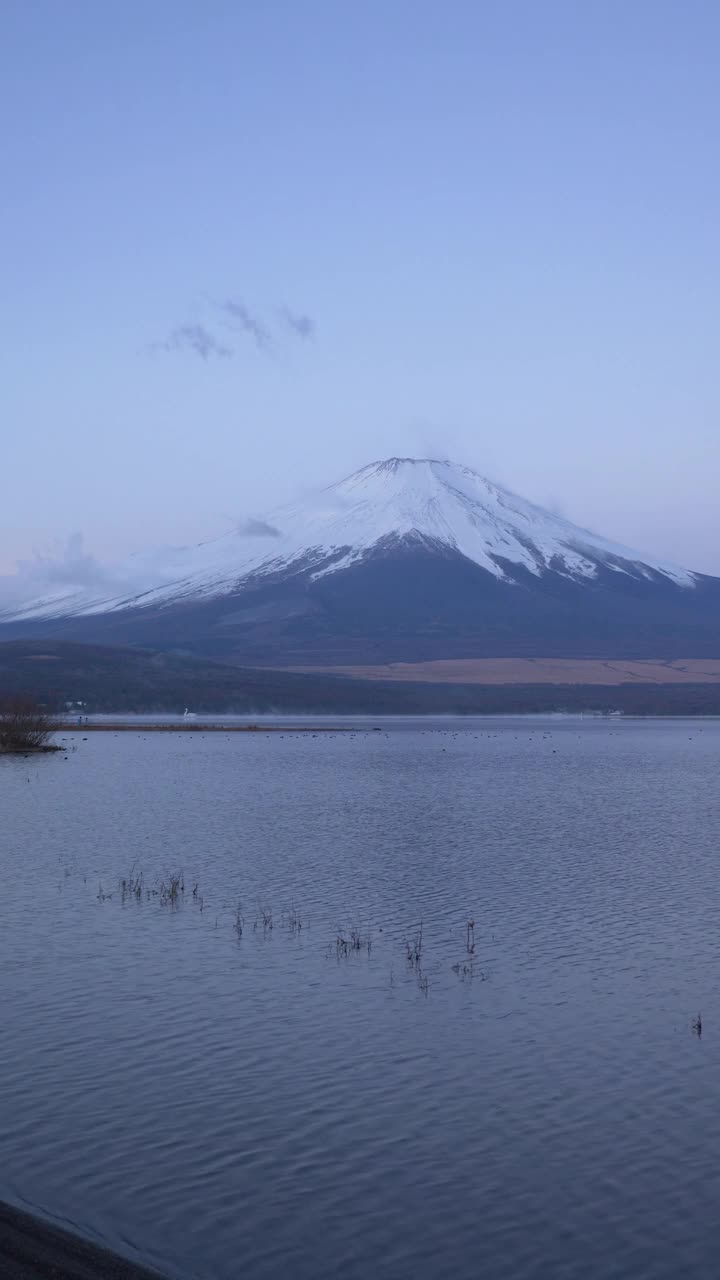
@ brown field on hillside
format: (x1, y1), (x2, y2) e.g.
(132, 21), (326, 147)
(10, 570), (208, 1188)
(285, 658), (720, 686)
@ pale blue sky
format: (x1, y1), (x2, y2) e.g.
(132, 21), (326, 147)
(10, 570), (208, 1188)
(2, 0), (719, 580)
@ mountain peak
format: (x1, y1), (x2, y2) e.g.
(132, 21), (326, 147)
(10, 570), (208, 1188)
(362, 456), (446, 472)
(340, 456), (451, 486)
(342, 456), (504, 496)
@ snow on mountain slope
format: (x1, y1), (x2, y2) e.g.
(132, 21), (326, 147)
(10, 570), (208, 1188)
(1, 458), (696, 620)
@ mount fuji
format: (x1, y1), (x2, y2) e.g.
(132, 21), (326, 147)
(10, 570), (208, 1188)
(2, 458), (719, 665)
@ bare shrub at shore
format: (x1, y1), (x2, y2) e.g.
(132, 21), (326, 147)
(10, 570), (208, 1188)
(0, 696), (59, 752)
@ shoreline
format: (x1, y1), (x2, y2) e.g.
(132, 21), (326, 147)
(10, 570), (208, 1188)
(56, 722), (347, 733)
(0, 1199), (164, 1279)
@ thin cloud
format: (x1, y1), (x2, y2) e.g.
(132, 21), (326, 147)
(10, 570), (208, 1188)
(154, 324), (232, 360)
(0, 534), (127, 612)
(278, 307), (315, 340)
(237, 518), (282, 538)
(0, 534), (195, 614)
(220, 299), (272, 350)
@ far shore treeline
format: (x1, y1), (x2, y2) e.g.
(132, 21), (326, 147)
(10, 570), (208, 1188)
(2, 641), (720, 717)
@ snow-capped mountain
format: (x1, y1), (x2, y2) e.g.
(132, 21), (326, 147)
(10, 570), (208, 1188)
(1, 458), (697, 620)
(2, 458), (718, 664)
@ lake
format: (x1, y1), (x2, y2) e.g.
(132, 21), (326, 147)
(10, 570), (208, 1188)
(2, 717), (720, 1279)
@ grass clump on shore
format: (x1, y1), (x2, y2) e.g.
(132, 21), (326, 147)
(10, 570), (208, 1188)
(0, 695), (61, 754)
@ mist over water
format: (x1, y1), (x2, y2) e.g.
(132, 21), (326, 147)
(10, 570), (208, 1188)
(2, 719), (720, 1279)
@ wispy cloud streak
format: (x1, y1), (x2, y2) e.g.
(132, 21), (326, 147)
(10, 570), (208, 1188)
(220, 299), (272, 350)
(153, 323), (232, 360)
(278, 307), (315, 340)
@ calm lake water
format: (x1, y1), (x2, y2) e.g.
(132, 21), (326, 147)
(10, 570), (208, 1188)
(2, 717), (720, 1279)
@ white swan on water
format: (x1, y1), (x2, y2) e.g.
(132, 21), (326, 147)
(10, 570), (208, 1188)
(183, 708), (198, 720)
